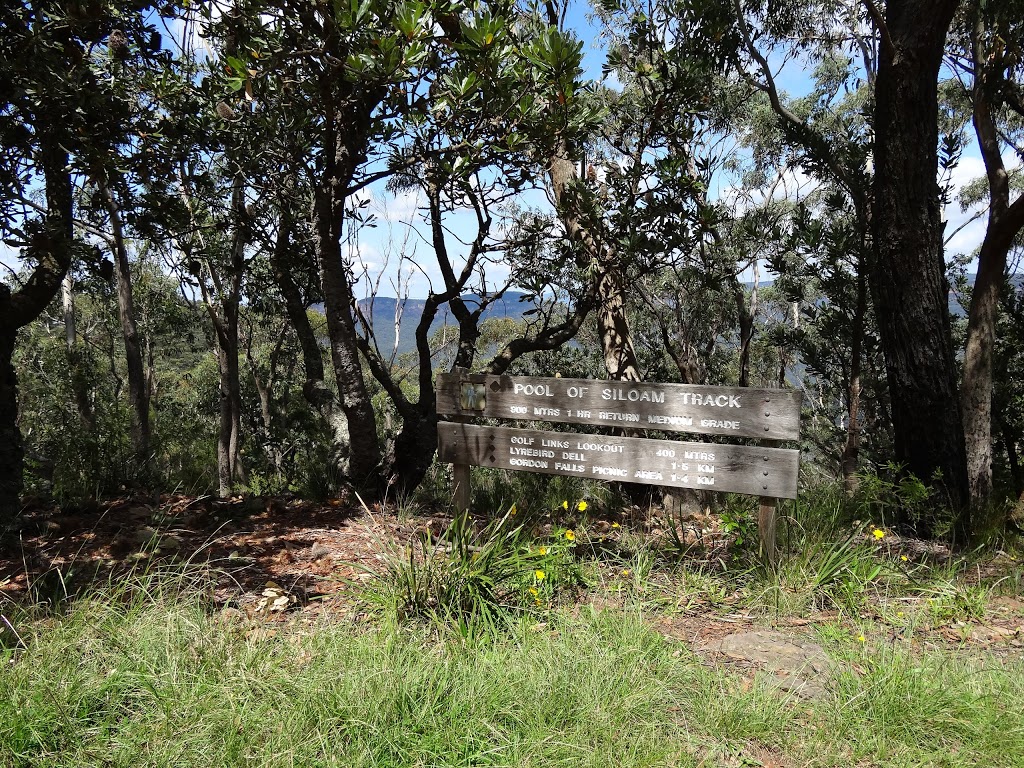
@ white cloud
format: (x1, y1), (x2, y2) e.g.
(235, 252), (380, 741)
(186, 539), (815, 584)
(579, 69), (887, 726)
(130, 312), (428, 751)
(716, 165), (818, 213)
(943, 153), (986, 258)
(377, 188), (423, 223)
(941, 150), (1022, 263)
(0, 242), (21, 278)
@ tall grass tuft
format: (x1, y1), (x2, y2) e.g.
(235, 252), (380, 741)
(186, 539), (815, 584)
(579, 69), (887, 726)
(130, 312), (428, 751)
(362, 509), (583, 638)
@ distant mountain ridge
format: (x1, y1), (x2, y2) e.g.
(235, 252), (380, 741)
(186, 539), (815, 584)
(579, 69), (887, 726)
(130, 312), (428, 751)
(321, 274), (1021, 359)
(348, 292), (535, 358)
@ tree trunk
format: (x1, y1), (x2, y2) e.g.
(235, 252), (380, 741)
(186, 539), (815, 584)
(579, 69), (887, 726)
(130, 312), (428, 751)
(215, 342), (233, 498)
(997, 414), (1023, 498)
(733, 274), (756, 388)
(960, 4), (1024, 516)
(547, 153), (641, 383)
(961, 235), (1010, 513)
(391, 409), (439, 499)
(213, 306), (245, 497)
(595, 261), (641, 382)
(269, 203), (331, 408)
(294, 16), (387, 494)
(101, 178), (150, 473)
(61, 274), (95, 429)
(0, 323), (22, 524)
(871, 0), (968, 538)
(245, 321), (288, 475)
(315, 188), (382, 491)
(842, 270), (867, 494)
(0, 142), (74, 522)
(189, 178), (249, 498)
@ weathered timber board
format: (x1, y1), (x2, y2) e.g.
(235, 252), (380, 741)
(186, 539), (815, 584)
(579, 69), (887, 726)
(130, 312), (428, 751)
(436, 373), (802, 441)
(438, 424), (800, 499)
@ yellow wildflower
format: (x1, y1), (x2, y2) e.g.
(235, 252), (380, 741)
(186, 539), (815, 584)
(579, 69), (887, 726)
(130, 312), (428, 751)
(577, 500), (588, 512)
(900, 555), (909, 562)
(872, 528), (885, 540)
(857, 634), (866, 643)
(611, 522), (620, 529)
(528, 587), (538, 597)
(509, 504), (517, 517)
(565, 530), (575, 541)
(535, 570), (546, 581)
(539, 546), (548, 556)
(561, 500), (569, 510)
(621, 569), (631, 577)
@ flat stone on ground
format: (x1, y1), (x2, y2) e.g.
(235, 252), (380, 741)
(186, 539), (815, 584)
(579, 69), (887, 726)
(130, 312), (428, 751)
(700, 630), (831, 700)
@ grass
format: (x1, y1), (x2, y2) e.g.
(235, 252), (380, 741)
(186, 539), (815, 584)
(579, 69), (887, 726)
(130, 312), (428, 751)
(3, 475), (1024, 767)
(3, 566), (1024, 768)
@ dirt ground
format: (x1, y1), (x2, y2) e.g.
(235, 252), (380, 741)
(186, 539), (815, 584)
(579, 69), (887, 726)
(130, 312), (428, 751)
(0, 493), (427, 617)
(2, 494), (1023, 661)
(0, 493), (757, 635)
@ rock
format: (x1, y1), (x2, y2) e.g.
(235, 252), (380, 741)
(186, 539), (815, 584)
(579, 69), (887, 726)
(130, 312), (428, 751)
(700, 630), (832, 700)
(308, 541), (332, 559)
(967, 624), (1020, 645)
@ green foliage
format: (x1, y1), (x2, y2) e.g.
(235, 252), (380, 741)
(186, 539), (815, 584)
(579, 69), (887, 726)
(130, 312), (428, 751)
(851, 464), (937, 533)
(916, 577), (991, 625)
(0, 0), (1018, 537)
(365, 509), (540, 637)
(746, 531), (889, 616)
(717, 507), (756, 548)
(15, 299), (131, 499)
(464, 466), (622, 531)
(14, 272), (219, 500)
(806, 532), (886, 610)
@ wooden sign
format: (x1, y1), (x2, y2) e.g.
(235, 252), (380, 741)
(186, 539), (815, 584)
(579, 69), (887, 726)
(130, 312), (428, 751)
(436, 373), (801, 441)
(438, 423), (800, 499)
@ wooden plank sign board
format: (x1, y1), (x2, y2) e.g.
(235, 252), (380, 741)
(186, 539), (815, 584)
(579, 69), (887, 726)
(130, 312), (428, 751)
(436, 373), (801, 440)
(438, 423), (800, 499)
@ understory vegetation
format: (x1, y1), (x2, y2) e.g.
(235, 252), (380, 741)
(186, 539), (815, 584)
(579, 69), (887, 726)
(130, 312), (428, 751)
(3, 480), (1024, 767)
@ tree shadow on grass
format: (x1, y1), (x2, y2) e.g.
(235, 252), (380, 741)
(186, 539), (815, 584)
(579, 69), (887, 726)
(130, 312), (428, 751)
(0, 493), (399, 615)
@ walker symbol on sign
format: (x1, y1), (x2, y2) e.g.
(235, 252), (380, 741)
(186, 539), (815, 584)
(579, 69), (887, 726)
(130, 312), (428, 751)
(460, 383), (486, 411)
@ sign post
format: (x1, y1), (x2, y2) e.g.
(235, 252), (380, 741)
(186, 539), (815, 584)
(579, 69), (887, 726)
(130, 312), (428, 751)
(436, 372), (802, 563)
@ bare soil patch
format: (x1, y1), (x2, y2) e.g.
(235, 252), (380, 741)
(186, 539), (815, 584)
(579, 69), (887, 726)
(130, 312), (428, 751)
(0, 494), (429, 617)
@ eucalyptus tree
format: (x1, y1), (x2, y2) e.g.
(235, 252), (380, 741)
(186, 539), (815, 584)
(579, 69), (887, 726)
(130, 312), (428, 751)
(173, 161), (253, 497)
(868, 0), (969, 534)
(132, 11), (267, 496)
(0, 0), (159, 521)
(719, 0), (876, 484)
(140, 3), (342, 496)
(710, 0), (977, 536)
(773, 193), (890, 488)
(348, 6), (605, 495)
(531, 0), (732, 385)
(76, 21), (177, 478)
(948, 0), (1024, 514)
